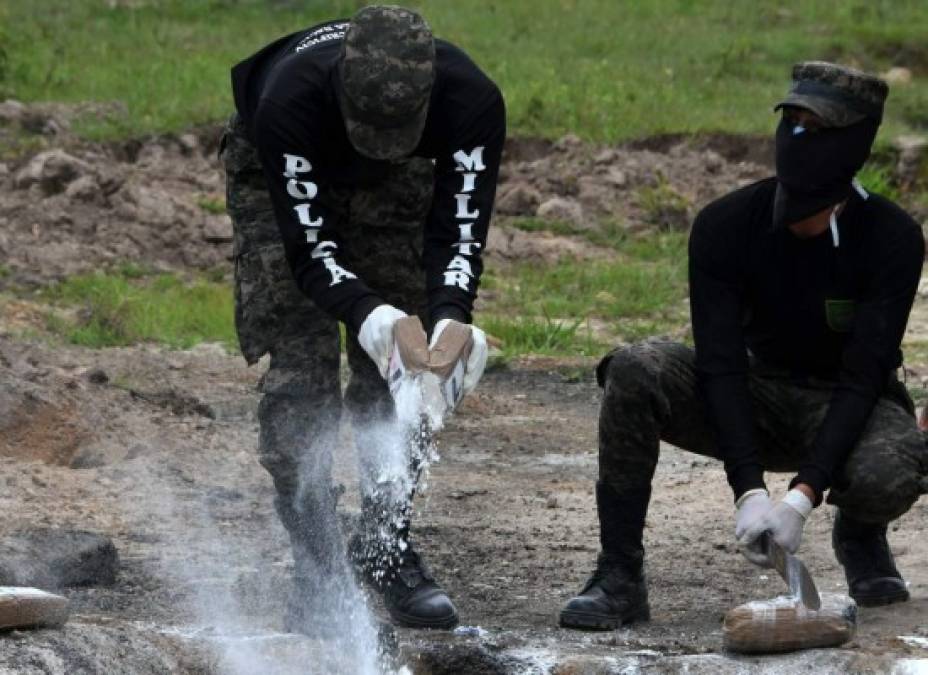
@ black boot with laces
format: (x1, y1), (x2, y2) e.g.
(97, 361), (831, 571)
(559, 553), (650, 630)
(349, 496), (458, 630)
(832, 509), (909, 607)
(560, 481), (651, 631)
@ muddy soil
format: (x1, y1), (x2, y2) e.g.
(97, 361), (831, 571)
(0, 332), (926, 674)
(0, 100), (781, 288)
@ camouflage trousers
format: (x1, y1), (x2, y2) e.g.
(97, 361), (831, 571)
(221, 113), (434, 563)
(597, 340), (928, 524)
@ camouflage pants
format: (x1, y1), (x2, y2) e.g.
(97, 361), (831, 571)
(221, 113), (434, 559)
(598, 340), (928, 524)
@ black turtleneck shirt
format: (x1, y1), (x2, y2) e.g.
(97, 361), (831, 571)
(689, 177), (924, 501)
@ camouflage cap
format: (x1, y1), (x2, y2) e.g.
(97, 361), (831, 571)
(338, 5), (435, 160)
(774, 61), (888, 127)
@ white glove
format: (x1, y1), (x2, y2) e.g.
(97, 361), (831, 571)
(358, 304), (407, 379)
(738, 488), (813, 565)
(430, 318), (488, 396)
(734, 489), (774, 566)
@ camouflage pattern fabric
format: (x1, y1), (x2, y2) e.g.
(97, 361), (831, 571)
(339, 5), (435, 160)
(221, 113), (433, 555)
(597, 340), (928, 524)
(775, 60), (888, 127)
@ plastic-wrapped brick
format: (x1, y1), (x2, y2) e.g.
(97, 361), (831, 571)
(0, 587), (70, 630)
(723, 593), (857, 654)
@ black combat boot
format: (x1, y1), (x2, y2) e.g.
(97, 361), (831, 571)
(349, 493), (458, 629)
(560, 482), (651, 630)
(832, 510), (909, 607)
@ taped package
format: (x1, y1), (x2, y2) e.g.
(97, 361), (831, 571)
(723, 592), (857, 654)
(0, 586), (70, 630)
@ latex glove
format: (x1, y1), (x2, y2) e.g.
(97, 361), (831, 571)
(430, 318), (488, 396)
(358, 304), (407, 379)
(738, 488), (813, 564)
(734, 489), (774, 566)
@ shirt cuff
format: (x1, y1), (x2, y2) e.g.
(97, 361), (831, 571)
(428, 304), (468, 331)
(727, 464), (767, 504)
(347, 295), (386, 335)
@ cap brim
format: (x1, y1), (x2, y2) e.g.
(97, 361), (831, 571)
(774, 94), (866, 128)
(338, 83), (427, 161)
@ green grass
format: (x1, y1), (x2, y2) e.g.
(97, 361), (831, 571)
(4, 0), (927, 143)
(477, 230), (689, 350)
(481, 314), (602, 358)
(40, 269), (235, 349)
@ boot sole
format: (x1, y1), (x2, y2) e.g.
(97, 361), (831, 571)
(851, 588), (910, 608)
(559, 606), (650, 631)
(387, 607), (459, 630)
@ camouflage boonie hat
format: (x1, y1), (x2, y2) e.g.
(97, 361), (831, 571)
(338, 5), (435, 160)
(774, 61), (888, 127)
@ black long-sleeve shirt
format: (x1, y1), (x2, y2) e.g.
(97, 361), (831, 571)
(690, 177), (924, 501)
(231, 20), (506, 332)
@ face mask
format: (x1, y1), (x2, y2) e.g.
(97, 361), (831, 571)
(773, 116), (878, 229)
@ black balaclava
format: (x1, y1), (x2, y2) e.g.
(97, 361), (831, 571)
(772, 116), (879, 230)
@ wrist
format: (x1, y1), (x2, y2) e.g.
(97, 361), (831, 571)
(735, 488), (768, 509)
(782, 487), (813, 519)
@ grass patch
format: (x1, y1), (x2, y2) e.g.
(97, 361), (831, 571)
(40, 269), (235, 349)
(4, 1), (927, 143)
(478, 230), (690, 352)
(481, 313), (603, 358)
(197, 194), (226, 215)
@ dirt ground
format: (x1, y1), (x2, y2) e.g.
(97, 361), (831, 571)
(0, 334), (926, 673)
(1, 101), (927, 673)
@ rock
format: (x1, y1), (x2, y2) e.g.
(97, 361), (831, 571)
(495, 183), (543, 215)
(178, 133), (199, 155)
(553, 133), (583, 152)
(0, 100), (27, 126)
(0, 529), (119, 588)
(882, 67), (912, 86)
(64, 175), (102, 203)
(893, 134), (928, 186)
(536, 197), (584, 227)
(0, 587), (69, 630)
(603, 167), (628, 187)
(704, 150), (724, 174)
(202, 214), (233, 243)
(593, 148), (619, 165)
(14, 150), (93, 195)
(84, 368), (109, 385)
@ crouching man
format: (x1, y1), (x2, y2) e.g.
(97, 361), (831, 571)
(560, 62), (927, 630)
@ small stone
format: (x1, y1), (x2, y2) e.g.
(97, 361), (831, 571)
(882, 67), (912, 86)
(14, 150), (93, 195)
(64, 175), (101, 203)
(84, 368), (109, 384)
(546, 496), (558, 509)
(202, 214), (233, 243)
(536, 197), (584, 227)
(553, 133), (583, 151)
(594, 148), (619, 165)
(495, 183), (543, 215)
(603, 168), (628, 187)
(178, 133), (199, 154)
(0, 100), (27, 126)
